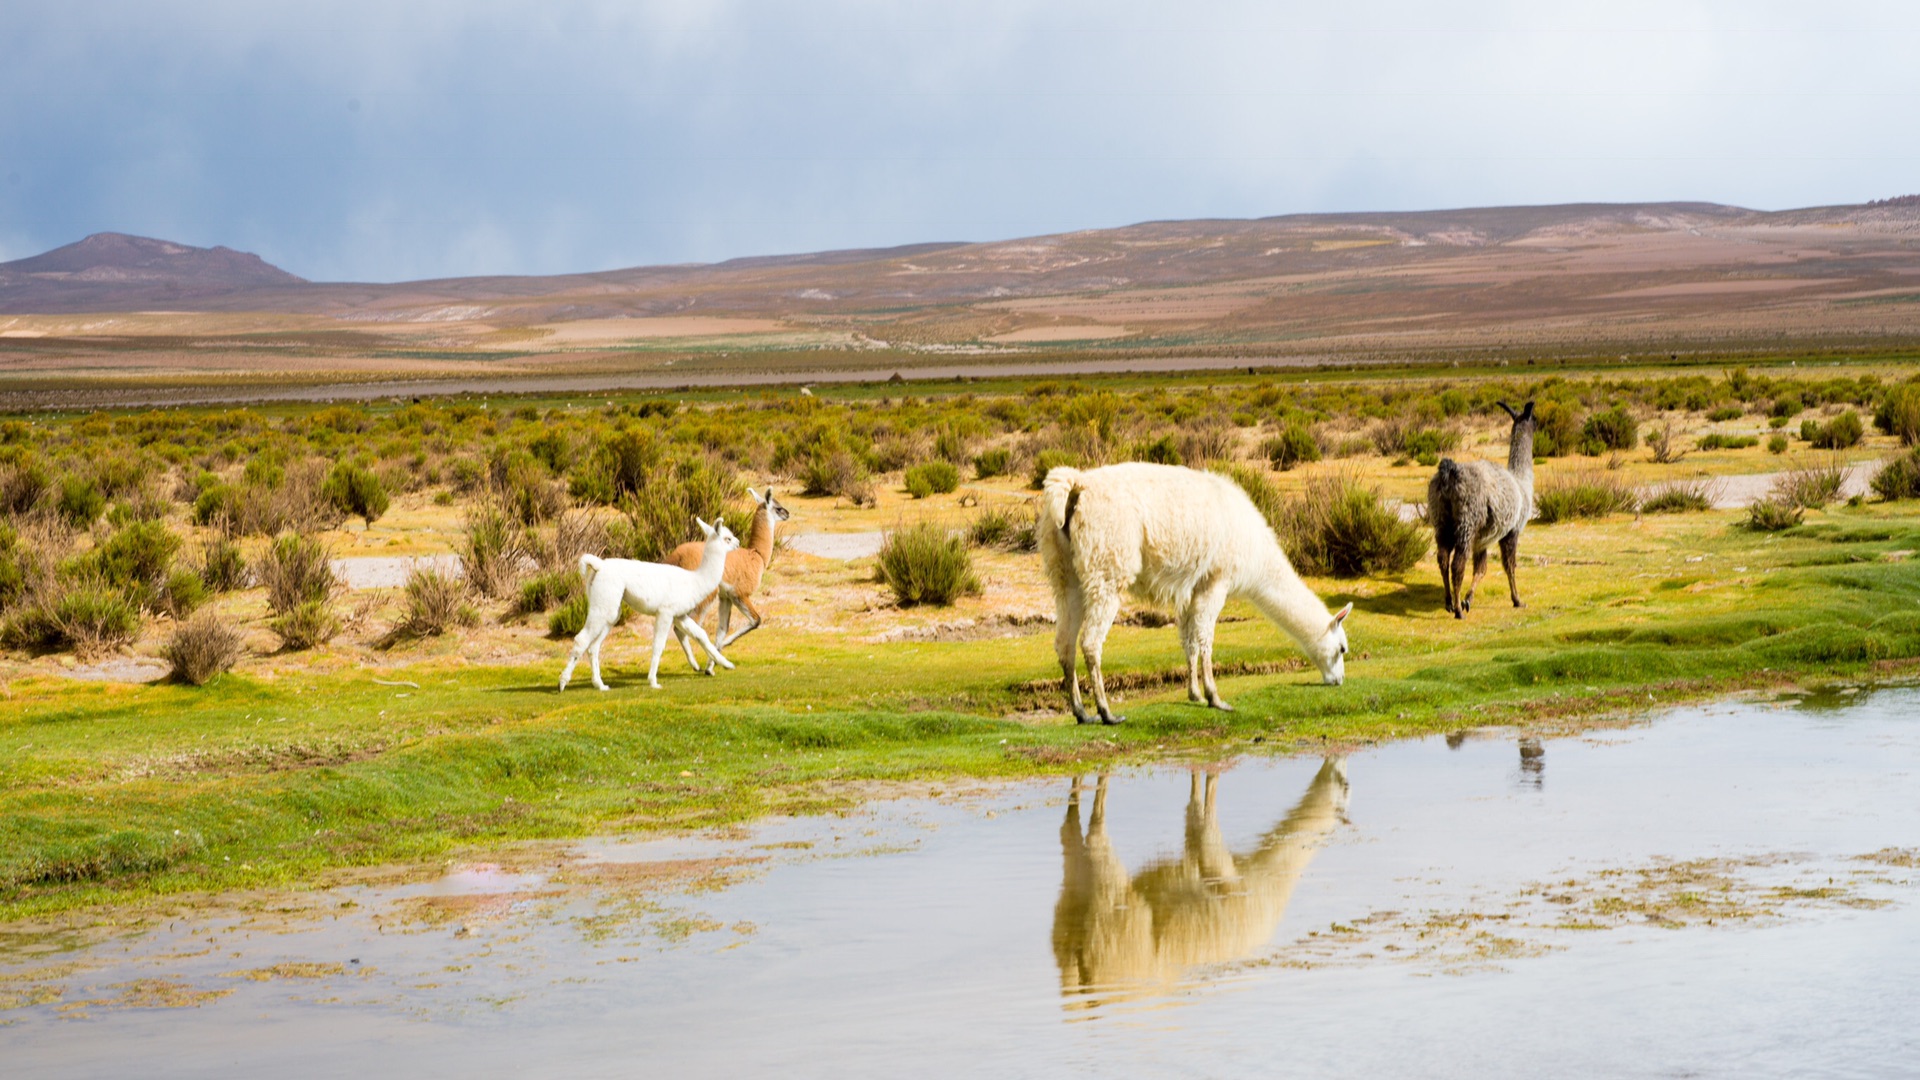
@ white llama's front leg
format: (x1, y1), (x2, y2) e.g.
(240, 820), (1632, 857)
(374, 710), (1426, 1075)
(1190, 578), (1232, 711)
(1055, 586), (1090, 723)
(1176, 600), (1203, 704)
(1079, 590), (1125, 725)
(587, 625), (610, 691)
(670, 615), (704, 671)
(677, 615), (733, 672)
(646, 616), (674, 689)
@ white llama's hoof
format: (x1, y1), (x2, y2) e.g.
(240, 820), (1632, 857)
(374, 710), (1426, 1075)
(713, 656), (735, 671)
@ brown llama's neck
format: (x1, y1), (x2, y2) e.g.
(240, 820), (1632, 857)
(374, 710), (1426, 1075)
(1507, 420), (1535, 482)
(747, 505), (777, 562)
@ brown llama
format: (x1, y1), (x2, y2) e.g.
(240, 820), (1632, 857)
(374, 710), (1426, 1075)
(1427, 401), (1535, 618)
(662, 487), (790, 647)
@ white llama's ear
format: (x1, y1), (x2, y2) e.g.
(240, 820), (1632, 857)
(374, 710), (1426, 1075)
(697, 517), (715, 537)
(1332, 602), (1353, 628)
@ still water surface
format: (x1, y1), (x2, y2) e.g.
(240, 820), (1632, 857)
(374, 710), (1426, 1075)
(4, 689), (1918, 1078)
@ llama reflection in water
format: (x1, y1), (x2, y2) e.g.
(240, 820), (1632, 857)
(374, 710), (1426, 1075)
(1052, 759), (1349, 1007)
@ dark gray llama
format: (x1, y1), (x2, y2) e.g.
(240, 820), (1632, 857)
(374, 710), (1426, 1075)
(1427, 401), (1535, 618)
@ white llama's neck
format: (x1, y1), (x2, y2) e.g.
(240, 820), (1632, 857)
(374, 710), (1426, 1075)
(1245, 548), (1333, 653)
(696, 539), (731, 588)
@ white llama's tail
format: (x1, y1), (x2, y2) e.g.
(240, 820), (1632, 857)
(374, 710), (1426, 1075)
(1039, 466), (1085, 540)
(578, 552), (604, 593)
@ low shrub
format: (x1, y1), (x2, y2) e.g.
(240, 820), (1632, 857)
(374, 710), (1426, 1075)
(55, 475), (106, 528)
(515, 567), (582, 616)
(83, 520), (181, 608)
(1639, 478), (1720, 514)
(322, 461), (390, 523)
(1533, 470), (1639, 523)
(1131, 434), (1182, 466)
(163, 613), (243, 685)
(1696, 433), (1758, 451)
(1178, 422), (1237, 467)
(800, 448), (873, 505)
(381, 567), (479, 645)
(966, 504), (1037, 551)
(1371, 417), (1458, 458)
(0, 455), (51, 515)
(1745, 498), (1804, 531)
(3, 582), (143, 656)
(1874, 383), (1920, 445)
(159, 568), (208, 619)
(546, 593), (627, 637)
(1580, 406), (1638, 454)
(1804, 410), (1864, 450)
(199, 537), (250, 592)
(1771, 457), (1847, 509)
(1263, 423), (1321, 471)
(1768, 433), (1789, 455)
(903, 460), (961, 498)
(257, 532), (337, 614)
(269, 600), (339, 651)
(875, 522), (981, 606)
(1706, 405), (1745, 422)
(1281, 474), (1428, 578)
(1644, 420), (1687, 464)
(614, 454), (744, 560)
(1028, 449), (1081, 490)
(972, 447), (1013, 480)
(461, 503), (526, 599)
(1870, 449), (1920, 501)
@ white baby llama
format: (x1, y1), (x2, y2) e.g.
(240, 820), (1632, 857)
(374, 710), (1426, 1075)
(559, 518), (739, 692)
(1039, 463), (1352, 724)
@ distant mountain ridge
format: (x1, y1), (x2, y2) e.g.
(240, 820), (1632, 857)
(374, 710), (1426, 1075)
(2, 198), (1918, 318)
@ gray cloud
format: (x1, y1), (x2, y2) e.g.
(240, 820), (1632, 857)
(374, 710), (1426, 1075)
(2, 0), (1916, 280)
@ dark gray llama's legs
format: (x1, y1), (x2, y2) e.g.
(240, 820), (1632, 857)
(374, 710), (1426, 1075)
(1464, 547), (1490, 612)
(1500, 532), (1525, 607)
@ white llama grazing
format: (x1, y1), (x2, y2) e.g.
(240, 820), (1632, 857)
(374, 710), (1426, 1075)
(1039, 463), (1352, 724)
(559, 519), (739, 692)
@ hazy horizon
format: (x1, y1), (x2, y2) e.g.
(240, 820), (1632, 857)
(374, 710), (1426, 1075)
(5, 1), (1917, 283)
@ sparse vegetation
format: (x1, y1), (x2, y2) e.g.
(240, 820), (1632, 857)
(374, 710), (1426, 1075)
(1772, 458), (1848, 509)
(875, 522), (981, 606)
(1533, 470), (1639, 523)
(163, 612), (244, 685)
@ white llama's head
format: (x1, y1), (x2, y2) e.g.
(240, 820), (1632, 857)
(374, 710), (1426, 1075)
(1309, 603), (1353, 686)
(696, 518), (741, 553)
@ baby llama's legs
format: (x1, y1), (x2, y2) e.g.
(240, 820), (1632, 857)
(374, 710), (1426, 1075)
(1054, 581), (1091, 724)
(1190, 577), (1233, 711)
(1500, 532), (1525, 608)
(718, 593), (763, 648)
(1079, 590), (1126, 725)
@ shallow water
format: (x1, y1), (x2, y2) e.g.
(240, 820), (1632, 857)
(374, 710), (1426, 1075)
(5, 689), (1919, 1078)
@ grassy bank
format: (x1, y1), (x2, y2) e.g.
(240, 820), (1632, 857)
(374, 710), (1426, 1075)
(6, 500), (1920, 917)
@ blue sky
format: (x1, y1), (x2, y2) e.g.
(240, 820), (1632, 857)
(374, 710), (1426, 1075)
(3, 1), (1916, 282)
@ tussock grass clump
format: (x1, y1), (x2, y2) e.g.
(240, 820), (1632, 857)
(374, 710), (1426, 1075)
(1224, 465), (1425, 578)
(1177, 422), (1237, 467)
(322, 461), (390, 523)
(1875, 384), (1920, 446)
(1771, 457), (1847, 509)
(1768, 433), (1789, 455)
(1644, 419), (1687, 464)
(876, 522), (981, 607)
(1277, 472), (1429, 578)
(1262, 422), (1321, 471)
(967, 504), (1037, 552)
(381, 567), (479, 645)
(903, 460), (961, 499)
(1028, 449), (1081, 490)
(614, 454), (744, 560)
(163, 612), (244, 685)
(1870, 449), (1920, 501)
(198, 536), (249, 593)
(460, 502), (526, 599)
(972, 447), (1012, 480)
(1640, 478), (1721, 514)
(1581, 406), (1639, 454)
(257, 533), (339, 651)
(1746, 498), (1805, 531)
(1696, 433), (1759, 451)
(1533, 470), (1639, 523)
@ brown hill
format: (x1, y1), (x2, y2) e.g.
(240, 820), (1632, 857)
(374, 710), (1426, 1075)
(0, 233), (306, 310)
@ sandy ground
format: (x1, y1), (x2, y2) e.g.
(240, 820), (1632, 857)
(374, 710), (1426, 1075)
(785, 531), (887, 560)
(332, 554), (466, 590)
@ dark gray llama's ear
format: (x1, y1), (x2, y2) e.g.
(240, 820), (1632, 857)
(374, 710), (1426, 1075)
(1520, 400), (1536, 421)
(1497, 401), (1519, 420)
